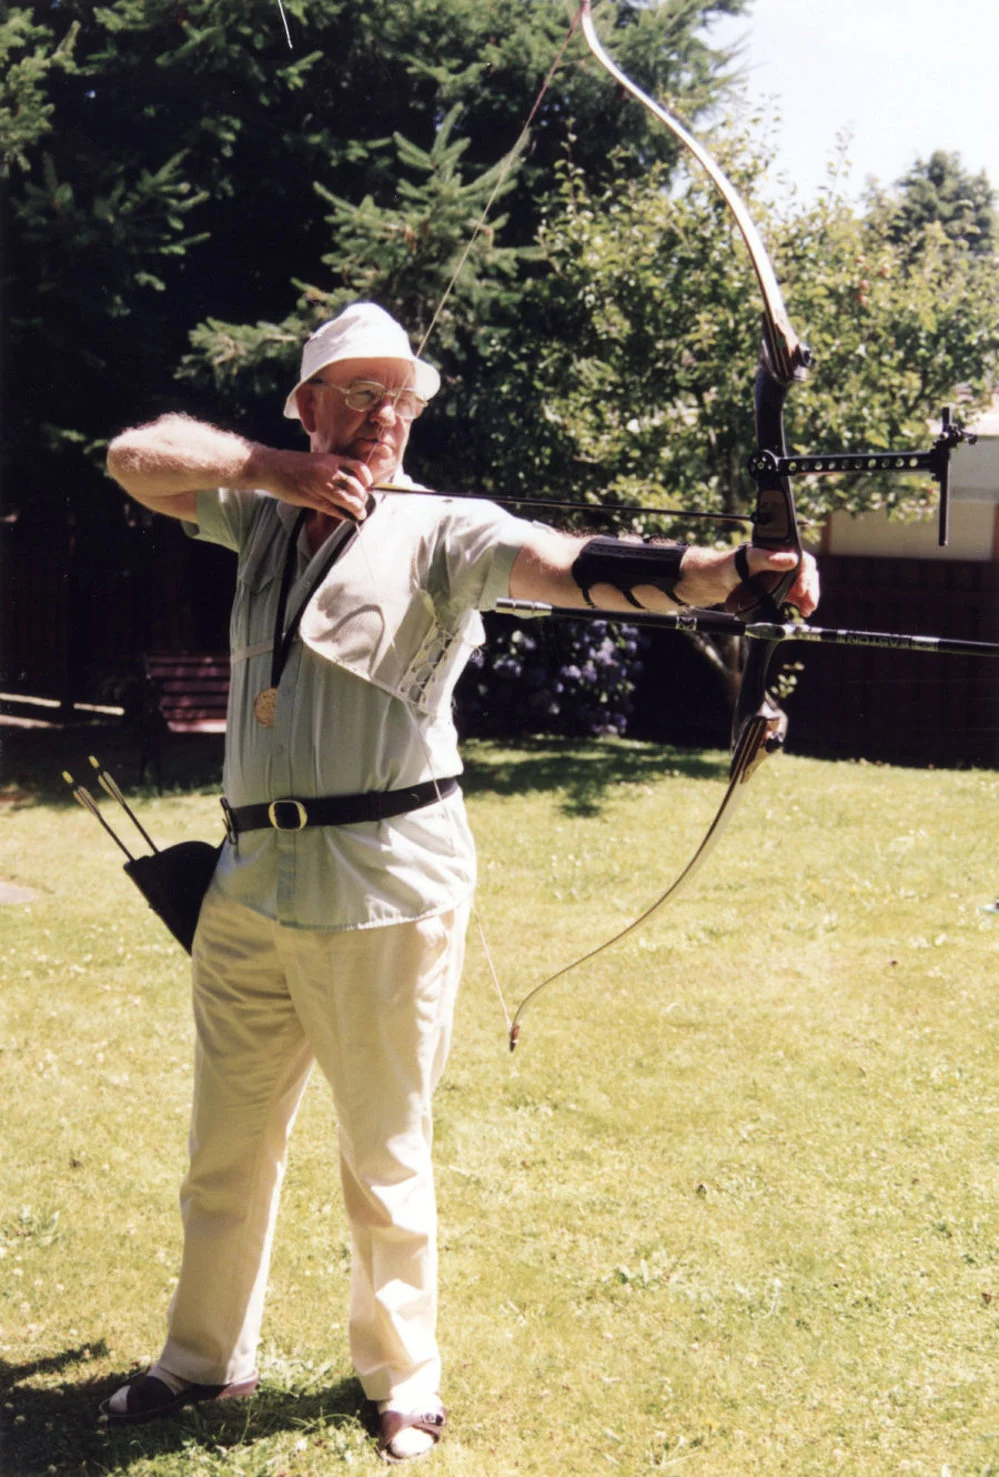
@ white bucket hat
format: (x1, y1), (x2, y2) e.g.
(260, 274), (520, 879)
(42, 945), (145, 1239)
(283, 302), (441, 420)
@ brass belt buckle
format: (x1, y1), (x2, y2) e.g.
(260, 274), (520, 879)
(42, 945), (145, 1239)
(268, 798), (308, 831)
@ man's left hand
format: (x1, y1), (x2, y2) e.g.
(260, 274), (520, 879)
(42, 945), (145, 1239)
(676, 546), (819, 617)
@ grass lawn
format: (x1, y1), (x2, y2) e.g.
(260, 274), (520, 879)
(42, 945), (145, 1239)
(2, 728), (999, 1475)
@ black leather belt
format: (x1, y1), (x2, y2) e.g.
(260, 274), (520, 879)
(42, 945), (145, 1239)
(221, 777), (459, 838)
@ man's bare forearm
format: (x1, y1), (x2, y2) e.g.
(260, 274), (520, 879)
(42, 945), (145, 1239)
(105, 413), (272, 511)
(509, 526), (820, 616)
(106, 412), (372, 523)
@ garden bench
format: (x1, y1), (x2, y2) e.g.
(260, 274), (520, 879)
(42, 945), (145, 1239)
(139, 651), (229, 785)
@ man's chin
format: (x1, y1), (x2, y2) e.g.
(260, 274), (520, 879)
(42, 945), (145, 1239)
(357, 445), (398, 482)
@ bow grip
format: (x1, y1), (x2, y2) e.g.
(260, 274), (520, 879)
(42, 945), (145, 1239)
(723, 568), (792, 620)
(723, 348), (803, 621)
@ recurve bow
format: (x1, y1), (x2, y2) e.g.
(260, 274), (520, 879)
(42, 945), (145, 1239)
(505, 0), (975, 1048)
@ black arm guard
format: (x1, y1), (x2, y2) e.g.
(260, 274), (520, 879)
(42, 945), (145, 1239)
(570, 535), (690, 609)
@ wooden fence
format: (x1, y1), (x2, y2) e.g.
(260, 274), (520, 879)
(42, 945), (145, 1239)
(782, 556), (999, 766)
(2, 523), (997, 768)
(630, 556), (999, 767)
(1, 519), (234, 713)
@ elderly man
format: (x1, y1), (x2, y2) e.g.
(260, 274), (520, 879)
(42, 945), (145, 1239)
(101, 302), (818, 1461)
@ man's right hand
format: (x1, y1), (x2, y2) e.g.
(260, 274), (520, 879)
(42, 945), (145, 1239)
(248, 446), (373, 522)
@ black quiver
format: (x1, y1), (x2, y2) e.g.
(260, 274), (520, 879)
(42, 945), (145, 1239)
(123, 841), (222, 955)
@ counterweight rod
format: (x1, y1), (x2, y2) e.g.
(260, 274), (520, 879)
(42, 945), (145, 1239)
(494, 600), (999, 659)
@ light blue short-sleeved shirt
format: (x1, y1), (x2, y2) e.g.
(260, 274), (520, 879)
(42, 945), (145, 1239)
(188, 486), (530, 931)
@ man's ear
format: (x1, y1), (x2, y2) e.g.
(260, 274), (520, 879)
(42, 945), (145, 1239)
(296, 383), (318, 434)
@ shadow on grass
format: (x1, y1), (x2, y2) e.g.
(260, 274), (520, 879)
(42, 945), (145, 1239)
(461, 736), (729, 816)
(0, 723), (225, 806)
(0, 1344), (372, 1475)
(1, 722), (729, 821)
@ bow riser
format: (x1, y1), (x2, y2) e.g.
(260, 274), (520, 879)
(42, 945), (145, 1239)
(726, 349), (802, 621)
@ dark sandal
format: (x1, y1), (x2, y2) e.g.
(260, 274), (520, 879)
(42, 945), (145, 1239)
(378, 1406), (446, 1464)
(98, 1369), (259, 1426)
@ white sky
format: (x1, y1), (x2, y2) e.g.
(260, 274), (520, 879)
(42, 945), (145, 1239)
(707, 0), (999, 202)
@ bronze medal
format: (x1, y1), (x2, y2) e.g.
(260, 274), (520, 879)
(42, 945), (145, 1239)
(253, 687), (279, 727)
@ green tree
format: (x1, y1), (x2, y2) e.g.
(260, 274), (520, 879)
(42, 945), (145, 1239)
(0, 6), (78, 176)
(776, 178), (999, 520)
(884, 149), (996, 257)
(466, 136), (999, 527)
(459, 136), (999, 705)
(179, 103), (536, 429)
(3, 0), (746, 536)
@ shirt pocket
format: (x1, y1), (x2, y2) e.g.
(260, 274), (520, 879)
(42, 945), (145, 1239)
(231, 529), (283, 654)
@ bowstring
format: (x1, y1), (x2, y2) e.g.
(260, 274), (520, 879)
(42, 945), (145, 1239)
(313, 8), (585, 1038)
(350, 450), (514, 1035)
(277, 6), (582, 1033)
(275, 0), (292, 50)
(413, 7), (582, 363)
(395, 7), (584, 1034)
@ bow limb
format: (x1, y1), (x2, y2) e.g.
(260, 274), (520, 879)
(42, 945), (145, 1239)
(578, 1), (805, 381)
(580, 5), (812, 571)
(506, 706), (783, 1048)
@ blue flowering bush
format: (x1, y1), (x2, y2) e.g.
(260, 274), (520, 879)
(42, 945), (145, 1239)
(457, 616), (643, 738)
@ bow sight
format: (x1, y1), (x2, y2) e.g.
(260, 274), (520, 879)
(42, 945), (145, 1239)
(747, 407), (978, 549)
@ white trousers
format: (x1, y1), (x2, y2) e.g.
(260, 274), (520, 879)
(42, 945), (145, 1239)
(159, 885), (468, 1407)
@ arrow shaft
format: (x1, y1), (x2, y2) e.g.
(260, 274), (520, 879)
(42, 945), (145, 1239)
(371, 484), (752, 525)
(64, 776), (135, 860)
(89, 756), (159, 851)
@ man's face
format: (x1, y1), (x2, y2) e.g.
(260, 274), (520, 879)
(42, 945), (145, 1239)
(299, 356), (417, 482)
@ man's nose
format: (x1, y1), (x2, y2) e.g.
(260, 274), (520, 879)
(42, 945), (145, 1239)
(370, 397), (399, 426)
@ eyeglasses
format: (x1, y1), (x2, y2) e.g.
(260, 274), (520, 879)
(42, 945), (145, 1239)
(309, 377), (426, 421)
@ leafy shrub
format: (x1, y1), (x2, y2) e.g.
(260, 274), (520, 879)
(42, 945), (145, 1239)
(457, 615), (643, 739)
